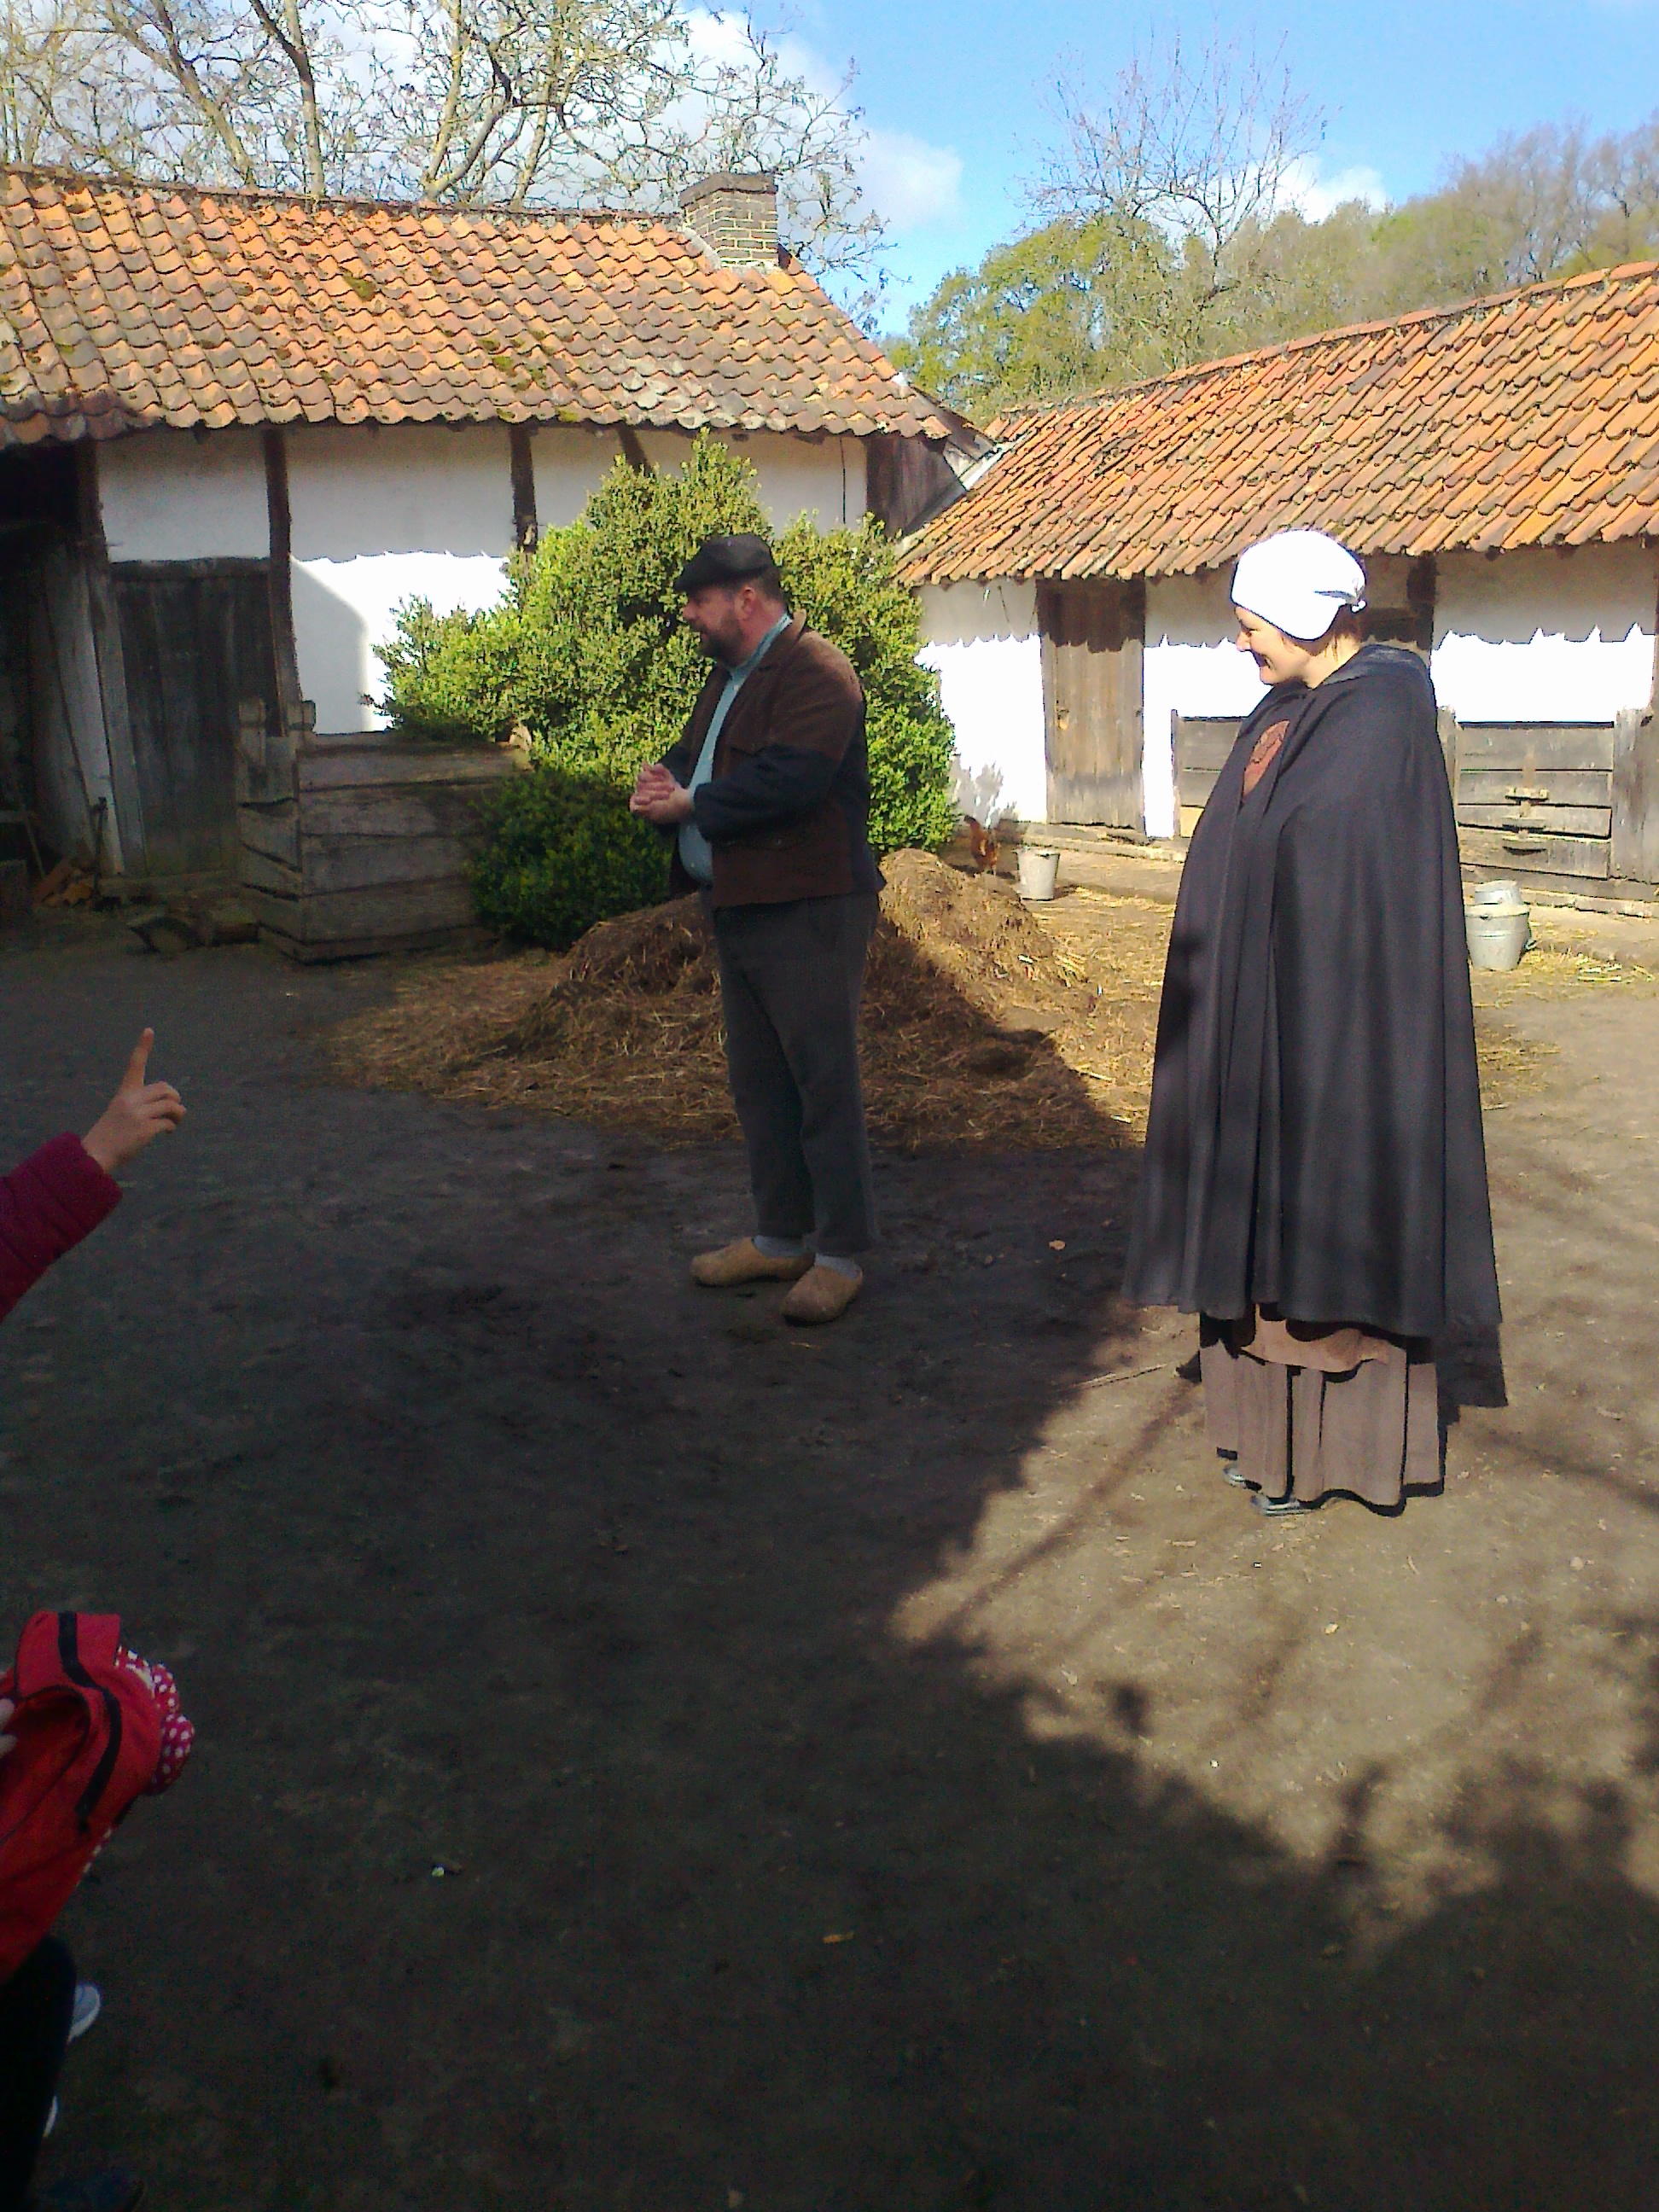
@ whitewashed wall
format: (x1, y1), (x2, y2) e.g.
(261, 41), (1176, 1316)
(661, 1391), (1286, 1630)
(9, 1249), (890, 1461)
(97, 428), (269, 562)
(916, 581), (1047, 824)
(91, 422), (876, 738)
(286, 423), (517, 735)
(1142, 572), (1264, 836)
(638, 428), (866, 530)
(1431, 545), (1658, 722)
(526, 423), (624, 529)
(285, 422), (872, 733)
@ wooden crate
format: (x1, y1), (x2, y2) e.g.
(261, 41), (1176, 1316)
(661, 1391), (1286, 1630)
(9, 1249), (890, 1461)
(236, 705), (523, 958)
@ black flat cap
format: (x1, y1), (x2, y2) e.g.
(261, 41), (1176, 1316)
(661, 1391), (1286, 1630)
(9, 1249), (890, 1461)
(675, 533), (777, 593)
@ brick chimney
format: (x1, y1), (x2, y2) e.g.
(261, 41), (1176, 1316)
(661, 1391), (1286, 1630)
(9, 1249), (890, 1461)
(678, 172), (779, 268)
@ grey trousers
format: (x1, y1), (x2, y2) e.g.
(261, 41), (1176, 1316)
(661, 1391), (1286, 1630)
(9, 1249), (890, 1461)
(713, 893), (879, 1256)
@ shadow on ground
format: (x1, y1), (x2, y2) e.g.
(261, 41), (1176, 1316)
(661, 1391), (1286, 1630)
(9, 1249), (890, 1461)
(1, 923), (1656, 2210)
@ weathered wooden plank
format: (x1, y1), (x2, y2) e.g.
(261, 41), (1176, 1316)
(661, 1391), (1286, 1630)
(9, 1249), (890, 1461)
(1176, 770), (1223, 813)
(237, 800), (300, 867)
(239, 886), (302, 935)
(1455, 724), (1618, 771)
(296, 834), (474, 894)
(240, 847), (304, 897)
(300, 784), (502, 841)
(303, 726), (404, 753)
(264, 922), (483, 963)
(1173, 716), (1242, 768)
(1458, 802), (1613, 838)
(296, 745), (518, 793)
(1458, 768), (1613, 809)
(1459, 826), (1611, 877)
(276, 878), (479, 940)
(1612, 708), (1659, 884)
(1173, 717), (1238, 821)
(114, 566), (279, 876)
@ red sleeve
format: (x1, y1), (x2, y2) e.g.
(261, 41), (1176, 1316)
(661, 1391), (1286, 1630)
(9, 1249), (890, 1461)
(0, 1134), (122, 1325)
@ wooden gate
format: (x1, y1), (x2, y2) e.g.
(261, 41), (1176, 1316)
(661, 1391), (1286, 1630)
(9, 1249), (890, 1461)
(1039, 579), (1145, 828)
(112, 562), (281, 878)
(1448, 719), (1619, 881)
(1447, 713), (1659, 891)
(1172, 713), (1242, 836)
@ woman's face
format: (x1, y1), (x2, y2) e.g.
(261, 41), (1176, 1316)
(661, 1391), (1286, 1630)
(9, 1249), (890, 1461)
(1233, 607), (1321, 687)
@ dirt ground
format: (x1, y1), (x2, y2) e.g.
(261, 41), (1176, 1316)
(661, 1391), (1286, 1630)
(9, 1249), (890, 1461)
(4, 900), (1659, 2211)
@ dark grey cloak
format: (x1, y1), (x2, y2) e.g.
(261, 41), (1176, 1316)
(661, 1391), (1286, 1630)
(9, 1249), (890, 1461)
(1123, 643), (1499, 1339)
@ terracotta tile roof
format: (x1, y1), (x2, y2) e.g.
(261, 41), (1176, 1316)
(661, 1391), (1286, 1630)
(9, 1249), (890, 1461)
(903, 261), (1659, 584)
(0, 169), (949, 448)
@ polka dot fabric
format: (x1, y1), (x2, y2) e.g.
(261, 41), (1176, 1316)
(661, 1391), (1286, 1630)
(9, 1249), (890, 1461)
(116, 1648), (195, 1794)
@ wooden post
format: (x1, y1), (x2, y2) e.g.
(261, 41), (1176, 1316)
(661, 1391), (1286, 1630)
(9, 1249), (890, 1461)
(1611, 707), (1659, 885)
(262, 426), (303, 724)
(1436, 706), (1459, 807)
(73, 442), (147, 875)
(236, 696), (295, 806)
(616, 424), (654, 475)
(1406, 555), (1437, 654)
(509, 424), (538, 550)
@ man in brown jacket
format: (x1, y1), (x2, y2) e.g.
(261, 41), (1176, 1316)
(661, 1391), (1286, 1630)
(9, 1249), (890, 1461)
(630, 533), (879, 1324)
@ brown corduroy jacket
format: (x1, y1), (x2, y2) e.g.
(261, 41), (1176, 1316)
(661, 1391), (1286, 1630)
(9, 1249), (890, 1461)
(661, 615), (880, 909)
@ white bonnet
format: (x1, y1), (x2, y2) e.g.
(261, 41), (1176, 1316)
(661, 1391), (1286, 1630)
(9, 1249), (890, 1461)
(1231, 530), (1367, 643)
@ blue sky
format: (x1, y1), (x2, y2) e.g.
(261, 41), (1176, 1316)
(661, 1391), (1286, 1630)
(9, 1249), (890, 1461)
(754, 0), (1659, 322)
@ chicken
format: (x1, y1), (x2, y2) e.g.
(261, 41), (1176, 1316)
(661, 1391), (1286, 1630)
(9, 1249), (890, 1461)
(963, 815), (1000, 873)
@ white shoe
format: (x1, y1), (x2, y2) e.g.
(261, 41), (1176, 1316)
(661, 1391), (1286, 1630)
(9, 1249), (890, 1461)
(70, 1982), (102, 2040)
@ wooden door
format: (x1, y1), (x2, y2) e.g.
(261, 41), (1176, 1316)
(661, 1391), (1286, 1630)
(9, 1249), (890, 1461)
(1040, 578), (1145, 827)
(113, 562), (281, 877)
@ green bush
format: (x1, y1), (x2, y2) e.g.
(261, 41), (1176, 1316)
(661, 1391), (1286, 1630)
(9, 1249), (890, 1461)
(469, 761), (670, 951)
(375, 599), (521, 745)
(378, 434), (959, 942)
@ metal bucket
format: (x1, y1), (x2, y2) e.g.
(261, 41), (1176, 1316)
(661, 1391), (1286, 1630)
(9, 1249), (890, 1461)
(1468, 880), (1522, 911)
(1016, 845), (1061, 901)
(1465, 901), (1530, 971)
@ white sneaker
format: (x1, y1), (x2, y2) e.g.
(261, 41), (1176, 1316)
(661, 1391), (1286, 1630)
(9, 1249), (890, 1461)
(43, 1989), (102, 2146)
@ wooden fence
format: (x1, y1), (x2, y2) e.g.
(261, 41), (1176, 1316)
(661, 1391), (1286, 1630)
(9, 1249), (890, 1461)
(1172, 707), (1659, 895)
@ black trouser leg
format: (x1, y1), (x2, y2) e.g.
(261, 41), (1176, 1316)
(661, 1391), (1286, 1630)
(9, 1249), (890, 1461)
(715, 911), (816, 1243)
(713, 894), (878, 1257)
(0, 1936), (75, 2212)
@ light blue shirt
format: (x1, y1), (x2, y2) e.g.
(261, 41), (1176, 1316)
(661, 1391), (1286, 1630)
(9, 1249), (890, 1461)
(677, 613), (793, 885)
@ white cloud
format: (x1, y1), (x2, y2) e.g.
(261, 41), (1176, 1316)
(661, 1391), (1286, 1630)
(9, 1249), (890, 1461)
(684, 9), (963, 236)
(1278, 156), (1389, 221)
(856, 126), (963, 232)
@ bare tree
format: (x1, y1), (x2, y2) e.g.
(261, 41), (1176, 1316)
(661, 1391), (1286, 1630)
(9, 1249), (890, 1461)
(1025, 26), (1324, 367)
(0, 0), (886, 293)
(0, 0), (97, 163)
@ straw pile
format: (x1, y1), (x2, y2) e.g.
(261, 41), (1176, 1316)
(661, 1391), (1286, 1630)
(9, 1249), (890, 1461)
(326, 852), (1607, 1144)
(328, 852), (1161, 1150)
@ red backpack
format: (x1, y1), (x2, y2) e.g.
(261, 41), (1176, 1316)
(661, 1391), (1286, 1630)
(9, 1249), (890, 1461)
(0, 1612), (165, 1982)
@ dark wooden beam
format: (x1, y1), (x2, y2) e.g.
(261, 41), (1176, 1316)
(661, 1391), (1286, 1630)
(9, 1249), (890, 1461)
(1406, 553), (1437, 654)
(616, 424), (654, 475)
(73, 441), (147, 875)
(509, 423), (538, 550)
(262, 425), (303, 725)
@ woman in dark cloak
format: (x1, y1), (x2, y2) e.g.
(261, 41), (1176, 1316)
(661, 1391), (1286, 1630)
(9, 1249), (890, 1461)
(1123, 529), (1500, 1514)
